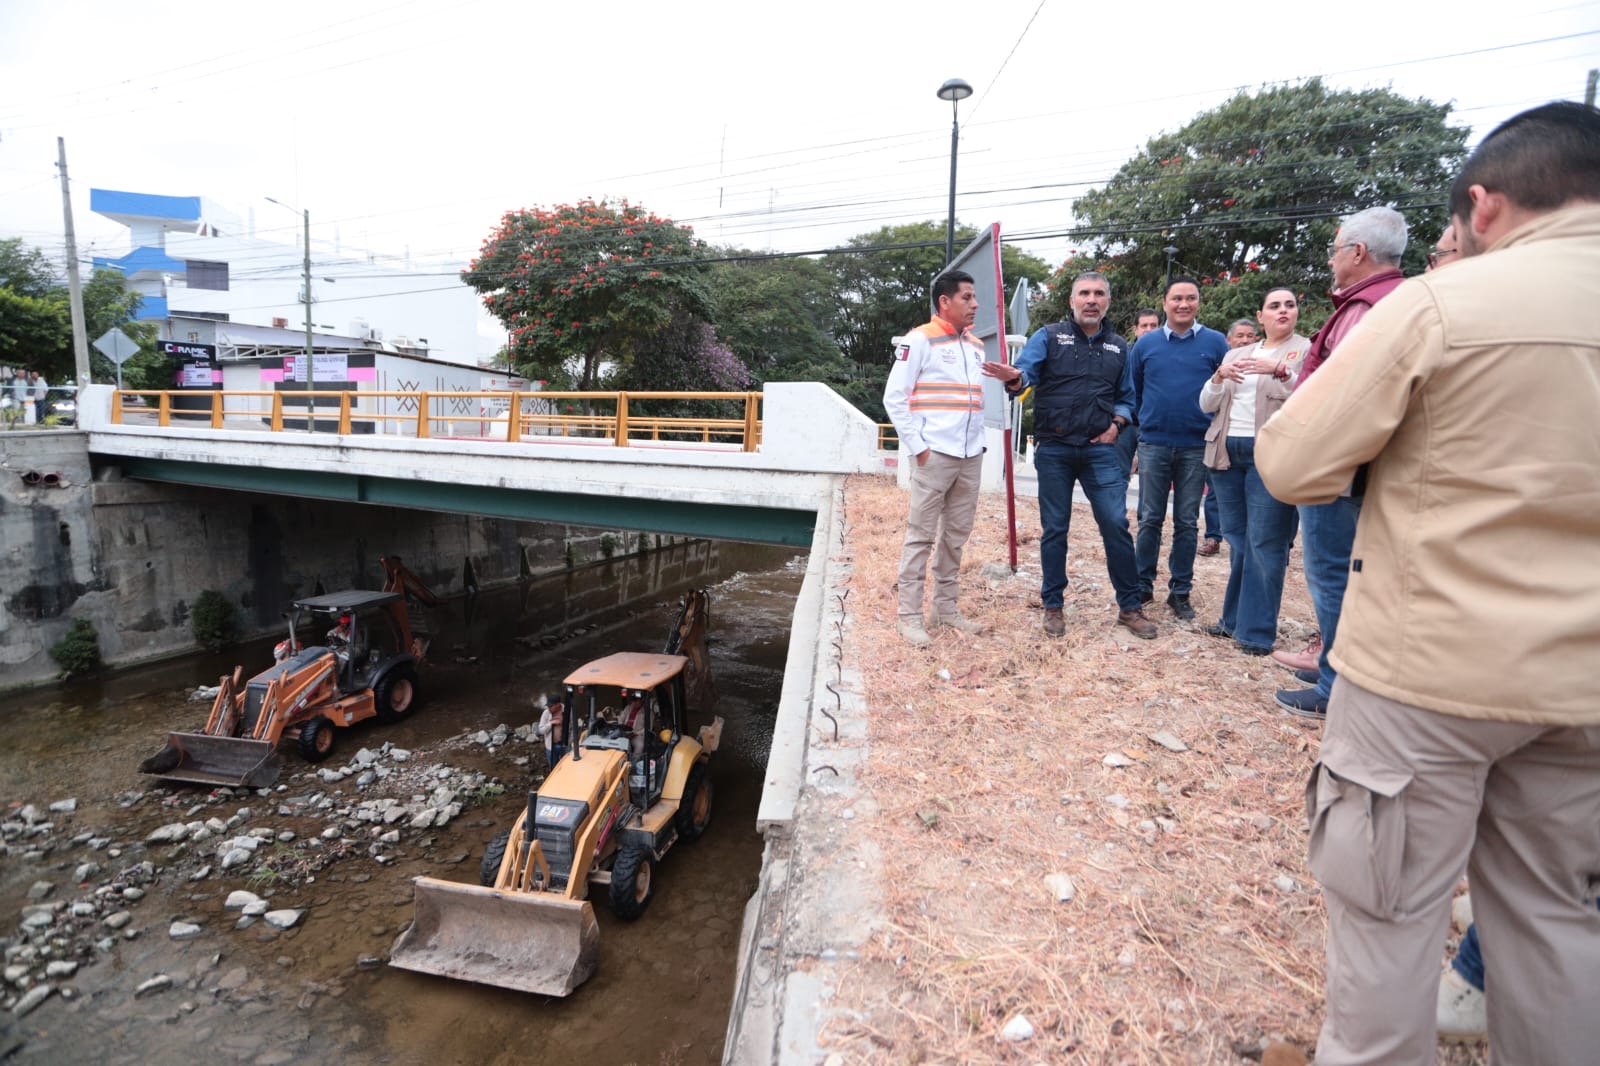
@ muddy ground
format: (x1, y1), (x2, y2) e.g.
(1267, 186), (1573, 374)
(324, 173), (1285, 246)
(1, 543), (803, 1065)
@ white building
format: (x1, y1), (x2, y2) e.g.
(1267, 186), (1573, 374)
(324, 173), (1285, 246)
(90, 188), (502, 364)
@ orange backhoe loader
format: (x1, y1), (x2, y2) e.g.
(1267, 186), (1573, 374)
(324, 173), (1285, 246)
(139, 556), (436, 788)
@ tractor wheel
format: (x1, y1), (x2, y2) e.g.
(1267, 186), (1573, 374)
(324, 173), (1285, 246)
(608, 844), (655, 921)
(675, 762), (713, 843)
(298, 716), (336, 763)
(479, 829), (511, 887)
(374, 666), (419, 723)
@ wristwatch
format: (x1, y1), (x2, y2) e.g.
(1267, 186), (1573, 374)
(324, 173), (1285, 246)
(1112, 416), (1128, 429)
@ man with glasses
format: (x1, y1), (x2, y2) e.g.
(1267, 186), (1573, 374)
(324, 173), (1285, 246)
(1427, 224), (1460, 271)
(1269, 206), (1408, 720)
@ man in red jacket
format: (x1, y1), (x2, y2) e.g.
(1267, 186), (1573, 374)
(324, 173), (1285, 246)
(1271, 206), (1408, 720)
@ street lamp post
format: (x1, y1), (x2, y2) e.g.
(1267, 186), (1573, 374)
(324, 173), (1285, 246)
(265, 197), (315, 432)
(936, 78), (973, 269)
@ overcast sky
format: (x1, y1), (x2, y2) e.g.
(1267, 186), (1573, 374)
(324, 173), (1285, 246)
(2, 0), (1595, 293)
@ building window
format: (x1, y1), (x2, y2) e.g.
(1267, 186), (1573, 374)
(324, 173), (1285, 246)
(186, 260), (230, 291)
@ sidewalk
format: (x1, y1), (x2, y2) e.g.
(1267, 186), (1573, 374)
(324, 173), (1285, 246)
(739, 475), (1487, 1065)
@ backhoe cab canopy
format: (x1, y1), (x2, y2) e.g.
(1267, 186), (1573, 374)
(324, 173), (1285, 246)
(563, 652), (690, 740)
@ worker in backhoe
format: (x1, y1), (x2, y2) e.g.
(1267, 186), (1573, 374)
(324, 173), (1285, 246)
(327, 613), (364, 676)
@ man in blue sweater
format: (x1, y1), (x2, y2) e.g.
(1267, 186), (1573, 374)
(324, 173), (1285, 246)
(1125, 277), (1230, 619)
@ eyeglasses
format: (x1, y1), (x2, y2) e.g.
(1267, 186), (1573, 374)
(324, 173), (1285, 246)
(1327, 241), (1360, 258)
(1426, 247), (1460, 269)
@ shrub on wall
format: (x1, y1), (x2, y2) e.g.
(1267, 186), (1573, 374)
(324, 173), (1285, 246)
(49, 619), (102, 680)
(192, 590), (238, 652)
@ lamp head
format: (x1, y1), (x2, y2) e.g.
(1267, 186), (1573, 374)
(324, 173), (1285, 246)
(937, 78), (973, 103)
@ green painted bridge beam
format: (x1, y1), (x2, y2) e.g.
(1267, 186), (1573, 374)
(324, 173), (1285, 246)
(115, 457), (819, 547)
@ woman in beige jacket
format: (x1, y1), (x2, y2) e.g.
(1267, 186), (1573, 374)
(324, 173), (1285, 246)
(1196, 287), (1308, 654)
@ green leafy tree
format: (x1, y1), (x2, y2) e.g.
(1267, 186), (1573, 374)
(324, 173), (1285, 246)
(705, 252), (845, 383)
(1043, 80), (1467, 334)
(0, 238), (159, 386)
(461, 199), (713, 391)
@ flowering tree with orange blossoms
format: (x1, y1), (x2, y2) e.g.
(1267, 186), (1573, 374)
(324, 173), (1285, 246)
(462, 199), (713, 390)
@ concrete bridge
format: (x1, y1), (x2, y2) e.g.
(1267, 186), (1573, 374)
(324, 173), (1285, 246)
(76, 383), (890, 548)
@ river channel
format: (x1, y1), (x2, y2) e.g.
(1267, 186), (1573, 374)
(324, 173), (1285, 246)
(0, 539), (804, 1065)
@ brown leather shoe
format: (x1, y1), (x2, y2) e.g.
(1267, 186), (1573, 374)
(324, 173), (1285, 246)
(1118, 608), (1158, 639)
(1043, 608), (1066, 637)
(1198, 538), (1222, 556)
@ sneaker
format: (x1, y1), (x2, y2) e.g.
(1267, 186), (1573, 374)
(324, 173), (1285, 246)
(1236, 642), (1273, 657)
(1166, 593), (1196, 621)
(1197, 538), (1222, 557)
(1043, 608), (1065, 638)
(1294, 667), (1321, 685)
(1117, 608), (1158, 639)
(1203, 622), (1232, 639)
(1436, 967), (1486, 1043)
(935, 612), (984, 635)
(1274, 687), (1328, 719)
(897, 618), (932, 646)
(1271, 635), (1322, 673)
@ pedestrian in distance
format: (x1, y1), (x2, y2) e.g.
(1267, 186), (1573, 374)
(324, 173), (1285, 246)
(884, 270), (1004, 646)
(1198, 289), (1307, 657)
(986, 271), (1157, 640)
(1197, 319), (1260, 558)
(1270, 205), (1410, 720)
(1257, 100), (1600, 1066)
(1116, 308), (1163, 480)
(1125, 277), (1231, 621)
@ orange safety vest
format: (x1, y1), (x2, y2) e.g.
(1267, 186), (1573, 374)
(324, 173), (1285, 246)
(883, 317), (987, 458)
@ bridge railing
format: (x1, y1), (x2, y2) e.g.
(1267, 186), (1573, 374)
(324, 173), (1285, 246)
(107, 389), (765, 452)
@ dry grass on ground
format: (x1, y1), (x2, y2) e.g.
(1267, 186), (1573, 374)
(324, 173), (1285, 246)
(819, 474), (1483, 1065)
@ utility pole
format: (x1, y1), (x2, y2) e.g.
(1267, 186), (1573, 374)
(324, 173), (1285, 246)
(1585, 68), (1597, 108)
(56, 138), (91, 389)
(299, 207), (314, 432)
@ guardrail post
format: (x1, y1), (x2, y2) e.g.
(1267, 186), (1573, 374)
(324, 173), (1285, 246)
(271, 392), (284, 432)
(506, 391), (522, 441)
(111, 390), (124, 423)
(210, 391), (223, 429)
(743, 392), (759, 452)
(158, 391), (171, 427)
(417, 392), (431, 439)
(338, 393), (352, 435)
(614, 392), (630, 448)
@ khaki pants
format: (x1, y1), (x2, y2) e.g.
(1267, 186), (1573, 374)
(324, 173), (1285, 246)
(1309, 678), (1600, 1065)
(895, 450), (982, 620)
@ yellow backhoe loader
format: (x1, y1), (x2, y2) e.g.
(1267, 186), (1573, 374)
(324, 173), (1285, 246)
(388, 589), (719, 997)
(139, 556), (436, 788)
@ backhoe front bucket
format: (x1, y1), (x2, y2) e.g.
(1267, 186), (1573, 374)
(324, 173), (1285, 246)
(138, 733), (281, 788)
(388, 876), (601, 997)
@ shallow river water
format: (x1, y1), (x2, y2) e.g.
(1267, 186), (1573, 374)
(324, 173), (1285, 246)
(0, 540), (803, 1065)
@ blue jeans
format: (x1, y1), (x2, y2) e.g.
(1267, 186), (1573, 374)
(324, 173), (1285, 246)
(1135, 443), (1207, 597)
(1034, 440), (1140, 611)
(1452, 922), (1485, 990)
(1298, 496), (1363, 698)
(1207, 438), (1298, 650)
(1203, 476), (1222, 541)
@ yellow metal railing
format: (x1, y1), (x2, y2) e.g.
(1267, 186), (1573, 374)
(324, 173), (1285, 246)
(877, 423), (899, 450)
(108, 389), (765, 452)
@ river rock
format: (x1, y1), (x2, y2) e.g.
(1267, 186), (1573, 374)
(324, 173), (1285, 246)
(317, 769), (343, 785)
(73, 862), (100, 883)
(1149, 730), (1189, 753)
(220, 848), (252, 871)
(69, 902), (96, 917)
(169, 921), (203, 940)
(146, 823), (190, 845)
(17, 805), (42, 826)
(1044, 872), (1077, 902)
(48, 798), (77, 814)
(21, 912), (53, 931)
(263, 909), (303, 930)
(216, 966), (248, 991)
(190, 865), (212, 882)
(103, 911), (132, 930)
(122, 886), (145, 901)
(1102, 752), (1134, 768)
(44, 961), (77, 979)
(225, 890), (263, 911)
(24, 881), (53, 902)
(353, 748), (378, 768)
(4, 964), (28, 985)
(134, 974), (172, 998)
(12, 984), (53, 1017)
(243, 902), (268, 917)
(389, 748), (410, 762)
(1001, 1013), (1035, 1041)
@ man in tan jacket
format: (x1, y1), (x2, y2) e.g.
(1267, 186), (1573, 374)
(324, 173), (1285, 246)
(1257, 101), (1600, 1066)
